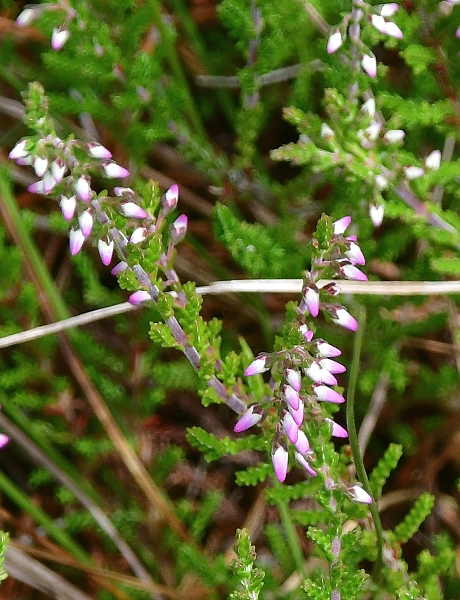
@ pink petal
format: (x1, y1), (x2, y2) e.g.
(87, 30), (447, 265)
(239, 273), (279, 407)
(272, 446), (289, 483)
(244, 356), (268, 376)
(69, 228), (85, 255)
(313, 385), (345, 404)
(333, 216), (351, 235)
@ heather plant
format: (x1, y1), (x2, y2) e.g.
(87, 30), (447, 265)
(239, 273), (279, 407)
(1, 0), (460, 598)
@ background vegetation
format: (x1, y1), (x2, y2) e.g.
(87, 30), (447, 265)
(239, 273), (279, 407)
(0, 0), (460, 598)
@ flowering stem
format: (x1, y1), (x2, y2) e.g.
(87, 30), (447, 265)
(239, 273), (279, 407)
(346, 306), (384, 573)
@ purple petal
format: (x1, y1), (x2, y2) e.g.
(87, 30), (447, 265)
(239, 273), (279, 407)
(9, 139), (29, 160)
(111, 261), (128, 276)
(305, 362), (337, 386)
(0, 434), (8, 449)
(128, 290), (151, 305)
(234, 406), (262, 432)
(162, 183), (179, 212)
(283, 412), (299, 444)
(171, 214), (188, 245)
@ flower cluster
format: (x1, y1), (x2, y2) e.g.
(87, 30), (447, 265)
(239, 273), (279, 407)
(355, 98), (442, 227)
(234, 216), (372, 503)
(9, 129), (186, 290)
(327, 3), (402, 80)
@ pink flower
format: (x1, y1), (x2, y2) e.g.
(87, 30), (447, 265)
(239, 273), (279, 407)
(369, 203), (385, 227)
(103, 161), (130, 178)
(340, 264), (368, 281)
(316, 340), (342, 357)
(272, 445), (289, 482)
(285, 369), (301, 391)
(348, 484), (372, 504)
(325, 418), (348, 438)
(34, 156), (48, 177)
(305, 362), (338, 386)
(294, 430), (310, 454)
(331, 308), (359, 331)
(88, 142), (112, 159)
(313, 385), (345, 404)
(78, 210), (93, 237)
(16, 8), (37, 27)
(379, 3), (399, 17)
(282, 384), (300, 410)
(383, 129), (405, 144)
(244, 356), (268, 376)
(171, 214), (188, 245)
(362, 53), (377, 77)
(120, 202), (147, 219)
(60, 195), (77, 221)
(0, 434), (8, 449)
(163, 183), (179, 213)
(234, 406), (263, 432)
(288, 398), (304, 426)
(129, 227), (148, 244)
(51, 158), (66, 183)
(128, 290), (151, 304)
(75, 176), (92, 202)
(319, 358), (346, 374)
(333, 216), (351, 235)
(9, 139), (29, 160)
(69, 228), (85, 255)
(98, 239), (114, 266)
(304, 286), (320, 317)
(111, 261), (128, 276)
(283, 412), (299, 444)
(327, 30), (343, 54)
(51, 27), (70, 51)
(345, 242), (365, 265)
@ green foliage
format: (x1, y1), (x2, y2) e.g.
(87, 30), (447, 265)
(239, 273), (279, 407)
(0, 532), (8, 584)
(187, 426), (266, 463)
(229, 528), (265, 600)
(369, 443), (403, 498)
(393, 493), (435, 545)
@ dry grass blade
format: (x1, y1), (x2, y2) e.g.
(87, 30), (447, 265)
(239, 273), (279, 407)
(1, 279), (460, 350)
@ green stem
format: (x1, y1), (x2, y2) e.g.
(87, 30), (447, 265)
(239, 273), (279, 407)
(273, 478), (307, 578)
(346, 306), (384, 573)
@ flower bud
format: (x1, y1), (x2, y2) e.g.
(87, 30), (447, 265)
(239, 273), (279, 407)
(52, 27), (70, 51)
(128, 290), (151, 304)
(272, 445), (289, 483)
(327, 30), (343, 54)
(234, 406), (263, 432)
(98, 239), (114, 266)
(103, 161), (130, 178)
(69, 228), (85, 255)
(88, 142), (112, 159)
